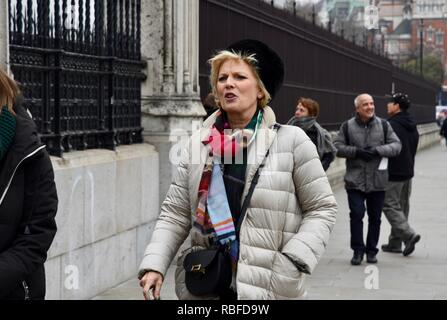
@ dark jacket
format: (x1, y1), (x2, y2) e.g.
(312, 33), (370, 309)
(286, 117), (336, 171)
(441, 119), (447, 138)
(388, 111), (419, 181)
(0, 104), (58, 300)
(334, 114), (402, 193)
(305, 125), (335, 171)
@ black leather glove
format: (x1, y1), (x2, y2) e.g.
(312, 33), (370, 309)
(356, 148), (375, 162)
(365, 146), (379, 157)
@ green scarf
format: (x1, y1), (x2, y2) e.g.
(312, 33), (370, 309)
(0, 106), (17, 161)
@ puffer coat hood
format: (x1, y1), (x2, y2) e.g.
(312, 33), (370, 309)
(389, 111), (417, 132)
(387, 111), (419, 181)
(138, 106), (338, 300)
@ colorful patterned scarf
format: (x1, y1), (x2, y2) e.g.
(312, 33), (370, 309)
(193, 109), (263, 272)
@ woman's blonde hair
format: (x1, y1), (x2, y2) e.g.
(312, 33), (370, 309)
(208, 50), (271, 108)
(0, 68), (19, 113)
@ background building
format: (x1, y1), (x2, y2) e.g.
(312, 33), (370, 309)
(411, 0), (447, 85)
(379, 0), (447, 86)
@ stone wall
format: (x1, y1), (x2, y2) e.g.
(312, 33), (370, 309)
(44, 144), (159, 299)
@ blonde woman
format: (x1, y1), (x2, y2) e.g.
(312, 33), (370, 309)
(138, 39), (337, 300)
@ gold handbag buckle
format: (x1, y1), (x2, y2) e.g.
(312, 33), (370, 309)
(191, 264), (205, 273)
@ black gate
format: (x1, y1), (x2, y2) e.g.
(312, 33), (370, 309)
(9, 0), (145, 157)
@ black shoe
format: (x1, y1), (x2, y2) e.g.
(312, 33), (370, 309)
(381, 244), (402, 253)
(350, 252), (363, 265)
(366, 253), (378, 263)
(403, 234), (421, 256)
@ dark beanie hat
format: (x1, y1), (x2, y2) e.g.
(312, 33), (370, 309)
(227, 39), (284, 101)
(389, 93), (411, 109)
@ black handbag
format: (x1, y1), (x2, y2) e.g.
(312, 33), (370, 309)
(183, 247), (232, 296)
(183, 124), (281, 296)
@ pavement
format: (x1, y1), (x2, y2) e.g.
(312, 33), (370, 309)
(93, 141), (447, 300)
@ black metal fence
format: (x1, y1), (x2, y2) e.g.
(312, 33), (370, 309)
(9, 0), (145, 157)
(199, 0), (440, 130)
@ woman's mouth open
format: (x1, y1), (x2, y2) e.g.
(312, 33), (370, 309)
(224, 93), (237, 102)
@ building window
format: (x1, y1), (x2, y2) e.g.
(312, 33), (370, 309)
(388, 40), (398, 55)
(436, 32), (444, 45)
(428, 29), (434, 41)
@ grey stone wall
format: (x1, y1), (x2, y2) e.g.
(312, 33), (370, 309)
(45, 144), (160, 299)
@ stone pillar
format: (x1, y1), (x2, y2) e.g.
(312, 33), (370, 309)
(0, 0), (9, 73)
(189, 0), (200, 94)
(141, 0), (205, 204)
(182, 2), (191, 94)
(162, 0), (175, 94)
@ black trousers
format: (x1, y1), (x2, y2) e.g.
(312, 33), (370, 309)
(347, 189), (385, 255)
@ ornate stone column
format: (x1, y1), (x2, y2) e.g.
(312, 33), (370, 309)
(141, 0), (205, 203)
(183, 1), (191, 94)
(162, 0), (175, 94)
(0, 0), (9, 73)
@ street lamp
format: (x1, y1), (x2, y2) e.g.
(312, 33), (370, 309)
(419, 18), (424, 77)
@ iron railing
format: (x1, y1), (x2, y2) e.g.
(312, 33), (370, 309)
(199, 0), (440, 130)
(9, 0), (145, 157)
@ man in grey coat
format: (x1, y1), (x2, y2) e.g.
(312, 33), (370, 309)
(334, 93), (401, 265)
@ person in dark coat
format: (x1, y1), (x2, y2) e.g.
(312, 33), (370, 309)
(286, 97), (336, 171)
(0, 68), (58, 300)
(382, 93), (421, 256)
(440, 111), (447, 148)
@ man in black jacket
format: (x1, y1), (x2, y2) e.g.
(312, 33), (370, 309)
(440, 110), (447, 148)
(382, 93), (421, 257)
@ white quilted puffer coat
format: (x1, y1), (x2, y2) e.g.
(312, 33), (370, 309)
(138, 106), (338, 300)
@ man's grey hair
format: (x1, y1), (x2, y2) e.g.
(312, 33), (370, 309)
(354, 93), (372, 108)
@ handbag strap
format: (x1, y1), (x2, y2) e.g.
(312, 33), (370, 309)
(235, 123), (281, 236)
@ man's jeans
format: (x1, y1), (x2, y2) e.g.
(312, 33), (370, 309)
(347, 189), (385, 255)
(383, 179), (415, 248)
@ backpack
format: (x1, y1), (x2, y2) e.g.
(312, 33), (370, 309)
(342, 118), (388, 146)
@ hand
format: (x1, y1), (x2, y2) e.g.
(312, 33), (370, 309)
(365, 146), (379, 156)
(139, 271), (163, 300)
(356, 148), (375, 162)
